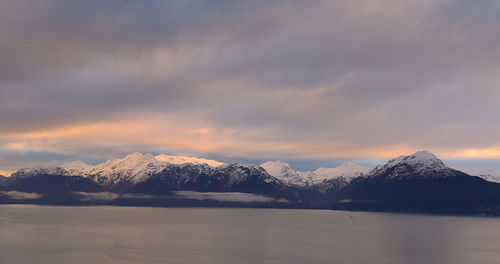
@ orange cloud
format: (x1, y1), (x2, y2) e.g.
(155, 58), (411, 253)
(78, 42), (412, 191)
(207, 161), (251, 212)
(0, 114), (422, 160)
(0, 170), (13, 176)
(4, 111), (500, 162)
(447, 147), (500, 159)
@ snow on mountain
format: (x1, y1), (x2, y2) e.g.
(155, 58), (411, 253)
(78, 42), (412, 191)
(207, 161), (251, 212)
(382, 150), (446, 170)
(155, 154), (225, 167)
(16, 150), (497, 192)
(313, 162), (372, 182)
(260, 161), (309, 186)
(59, 161), (93, 175)
(84, 152), (168, 185)
(369, 150), (458, 180)
(53, 153), (226, 185)
(260, 161), (294, 178)
(261, 161), (371, 186)
(11, 167), (69, 179)
(455, 166), (500, 183)
(10, 153), (226, 190)
(213, 163), (279, 186)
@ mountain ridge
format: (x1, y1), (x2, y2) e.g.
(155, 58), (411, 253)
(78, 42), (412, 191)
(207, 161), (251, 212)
(368, 150), (460, 180)
(2, 150), (500, 215)
(260, 161), (372, 186)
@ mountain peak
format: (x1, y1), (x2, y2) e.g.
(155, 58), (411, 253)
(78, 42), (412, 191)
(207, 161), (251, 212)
(261, 161), (372, 186)
(261, 160), (290, 166)
(400, 150), (445, 168)
(85, 153), (165, 185)
(313, 162), (372, 182)
(155, 154), (225, 167)
(59, 161), (92, 173)
(260, 161), (293, 174)
(407, 150), (439, 160)
(383, 150), (443, 168)
(370, 150), (454, 180)
(122, 152), (156, 161)
(260, 161), (309, 186)
(335, 162), (370, 170)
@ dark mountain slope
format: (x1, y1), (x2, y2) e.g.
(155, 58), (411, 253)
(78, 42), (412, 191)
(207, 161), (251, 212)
(332, 151), (500, 215)
(5, 174), (103, 194)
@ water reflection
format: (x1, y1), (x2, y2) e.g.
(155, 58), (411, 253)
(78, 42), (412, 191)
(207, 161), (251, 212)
(0, 205), (499, 264)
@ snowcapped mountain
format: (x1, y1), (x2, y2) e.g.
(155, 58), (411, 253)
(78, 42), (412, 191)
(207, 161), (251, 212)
(10, 150), (495, 190)
(260, 161), (310, 186)
(455, 166), (500, 183)
(59, 161), (93, 175)
(5, 150), (500, 214)
(12, 153), (291, 196)
(338, 150), (500, 214)
(11, 153), (226, 189)
(313, 162), (372, 182)
(261, 161), (372, 186)
(212, 163), (279, 186)
(65, 153), (228, 190)
(124, 162), (297, 201)
(11, 167), (69, 179)
(368, 150), (461, 180)
(155, 154), (225, 167)
(82, 152), (167, 186)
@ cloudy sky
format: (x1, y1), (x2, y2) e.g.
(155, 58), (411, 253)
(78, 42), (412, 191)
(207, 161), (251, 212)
(1, 0), (500, 174)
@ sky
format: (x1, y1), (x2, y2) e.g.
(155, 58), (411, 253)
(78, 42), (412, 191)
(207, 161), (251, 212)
(1, 0), (500, 174)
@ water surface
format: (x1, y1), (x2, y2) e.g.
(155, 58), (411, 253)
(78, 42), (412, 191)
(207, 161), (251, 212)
(0, 205), (499, 264)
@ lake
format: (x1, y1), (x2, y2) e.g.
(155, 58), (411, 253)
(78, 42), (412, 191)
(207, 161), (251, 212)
(0, 205), (499, 264)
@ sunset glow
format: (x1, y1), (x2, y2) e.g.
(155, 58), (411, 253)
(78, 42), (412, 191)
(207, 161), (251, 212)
(1, 0), (500, 173)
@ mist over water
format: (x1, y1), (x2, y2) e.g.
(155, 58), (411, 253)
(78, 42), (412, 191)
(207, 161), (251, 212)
(0, 205), (499, 264)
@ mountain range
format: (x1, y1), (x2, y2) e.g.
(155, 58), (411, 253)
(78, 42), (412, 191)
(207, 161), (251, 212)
(1, 150), (500, 215)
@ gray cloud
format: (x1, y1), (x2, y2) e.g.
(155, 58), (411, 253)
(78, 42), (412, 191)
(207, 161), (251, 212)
(1, 0), (500, 169)
(0, 191), (43, 200)
(172, 191), (287, 203)
(73, 191), (119, 202)
(120, 193), (156, 199)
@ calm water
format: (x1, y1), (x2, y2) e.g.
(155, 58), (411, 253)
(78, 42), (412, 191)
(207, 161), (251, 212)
(0, 205), (499, 264)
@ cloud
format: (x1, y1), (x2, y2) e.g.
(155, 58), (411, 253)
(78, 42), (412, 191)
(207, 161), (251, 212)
(172, 191), (287, 203)
(1, 0), (500, 170)
(0, 191), (43, 200)
(112, 191), (288, 203)
(120, 193), (156, 199)
(73, 191), (118, 202)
